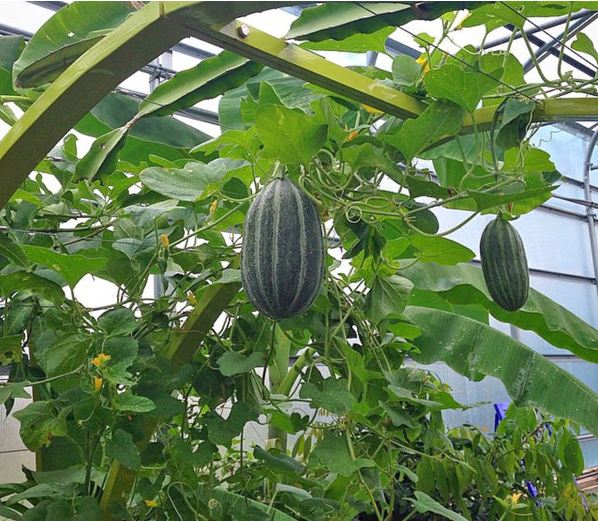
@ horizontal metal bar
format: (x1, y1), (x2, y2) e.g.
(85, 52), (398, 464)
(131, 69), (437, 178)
(482, 9), (593, 50)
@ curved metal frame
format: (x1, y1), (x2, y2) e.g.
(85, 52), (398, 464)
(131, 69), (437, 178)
(583, 129), (598, 298)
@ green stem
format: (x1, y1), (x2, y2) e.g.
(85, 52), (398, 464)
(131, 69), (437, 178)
(277, 347), (315, 397)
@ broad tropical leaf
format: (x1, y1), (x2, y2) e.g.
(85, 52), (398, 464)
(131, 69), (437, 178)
(404, 306), (598, 437)
(140, 51), (264, 117)
(0, 36), (24, 94)
(75, 93), (210, 164)
(402, 261), (598, 363)
(287, 2), (471, 42)
(13, 2), (138, 87)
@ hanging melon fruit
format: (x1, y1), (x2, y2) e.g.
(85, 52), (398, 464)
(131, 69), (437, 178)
(241, 176), (325, 319)
(480, 215), (530, 312)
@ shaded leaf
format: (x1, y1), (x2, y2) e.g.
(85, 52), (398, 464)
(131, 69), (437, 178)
(105, 429), (140, 471)
(76, 93), (210, 164)
(310, 432), (375, 477)
(37, 334), (88, 392)
(0, 333), (24, 366)
(404, 306), (598, 437)
(206, 401), (258, 446)
(0, 233), (30, 269)
(365, 274), (413, 324)
(98, 308), (137, 336)
(140, 51), (264, 117)
(113, 391), (155, 413)
(13, 401), (69, 451)
(0, 272), (64, 304)
(0, 382), (30, 405)
(21, 245), (107, 288)
(0, 35), (24, 95)
(255, 104), (327, 166)
(75, 126), (128, 181)
(299, 378), (354, 415)
(217, 351), (265, 376)
(384, 101), (465, 162)
(402, 261), (598, 363)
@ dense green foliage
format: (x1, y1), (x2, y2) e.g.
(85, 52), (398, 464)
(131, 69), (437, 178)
(0, 2), (597, 521)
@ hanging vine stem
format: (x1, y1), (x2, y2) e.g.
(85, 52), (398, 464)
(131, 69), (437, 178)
(557, 5), (574, 80)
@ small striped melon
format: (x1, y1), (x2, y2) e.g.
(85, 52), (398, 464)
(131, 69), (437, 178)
(480, 216), (529, 312)
(241, 177), (325, 319)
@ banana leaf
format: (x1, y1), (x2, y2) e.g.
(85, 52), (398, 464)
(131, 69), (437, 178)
(404, 306), (598, 438)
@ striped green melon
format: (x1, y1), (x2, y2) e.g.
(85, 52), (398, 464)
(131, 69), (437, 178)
(480, 216), (529, 312)
(241, 177), (325, 319)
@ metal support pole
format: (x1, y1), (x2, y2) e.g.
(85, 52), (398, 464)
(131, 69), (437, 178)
(150, 50), (174, 300)
(583, 129), (598, 298)
(523, 13), (597, 73)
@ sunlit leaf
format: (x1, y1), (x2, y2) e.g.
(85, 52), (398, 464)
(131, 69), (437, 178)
(405, 306), (598, 437)
(140, 51), (264, 117)
(402, 261), (598, 363)
(287, 2), (469, 42)
(409, 234), (475, 265)
(384, 101), (465, 162)
(255, 104), (327, 166)
(424, 63), (501, 113)
(13, 2), (137, 87)
(140, 158), (248, 202)
(300, 26), (394, 53)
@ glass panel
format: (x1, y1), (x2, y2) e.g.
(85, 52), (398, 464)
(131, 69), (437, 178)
(531, 125), (586, 181)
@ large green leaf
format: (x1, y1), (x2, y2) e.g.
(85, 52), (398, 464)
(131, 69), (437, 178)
(384, 101), (465, 162)
(75, 93), (210, 164)
(424, 63), (500, 113)
(21, 245), (107, 288)
(404, 306), (598, 437)
(287, 2), (470, 42)
(300, 26), (395, 53)
(13, 2), (137, 87)
(402, 261), (598, 363)
(0, 36), (24, 95)
(75, 126), (128, 181)
(140, 158), (248, 202)
(255, 104), (327, 166)
(140, 51), (263, 117)
(13, 401), (69, 451)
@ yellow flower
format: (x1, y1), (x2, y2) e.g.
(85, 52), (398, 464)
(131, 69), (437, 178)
(93, 376), (103, 392)
(362, 104), (383, 115)
(144, 499), (158, 508)
(209, 199), (218, 215)
(92, 353), (111, 367)
(160, 233), (169, 248)
(511, 492), (523, 504)
(416, 55), (430, 74)
(345, 130), (359, 142)
(187, 291), (197, 305)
